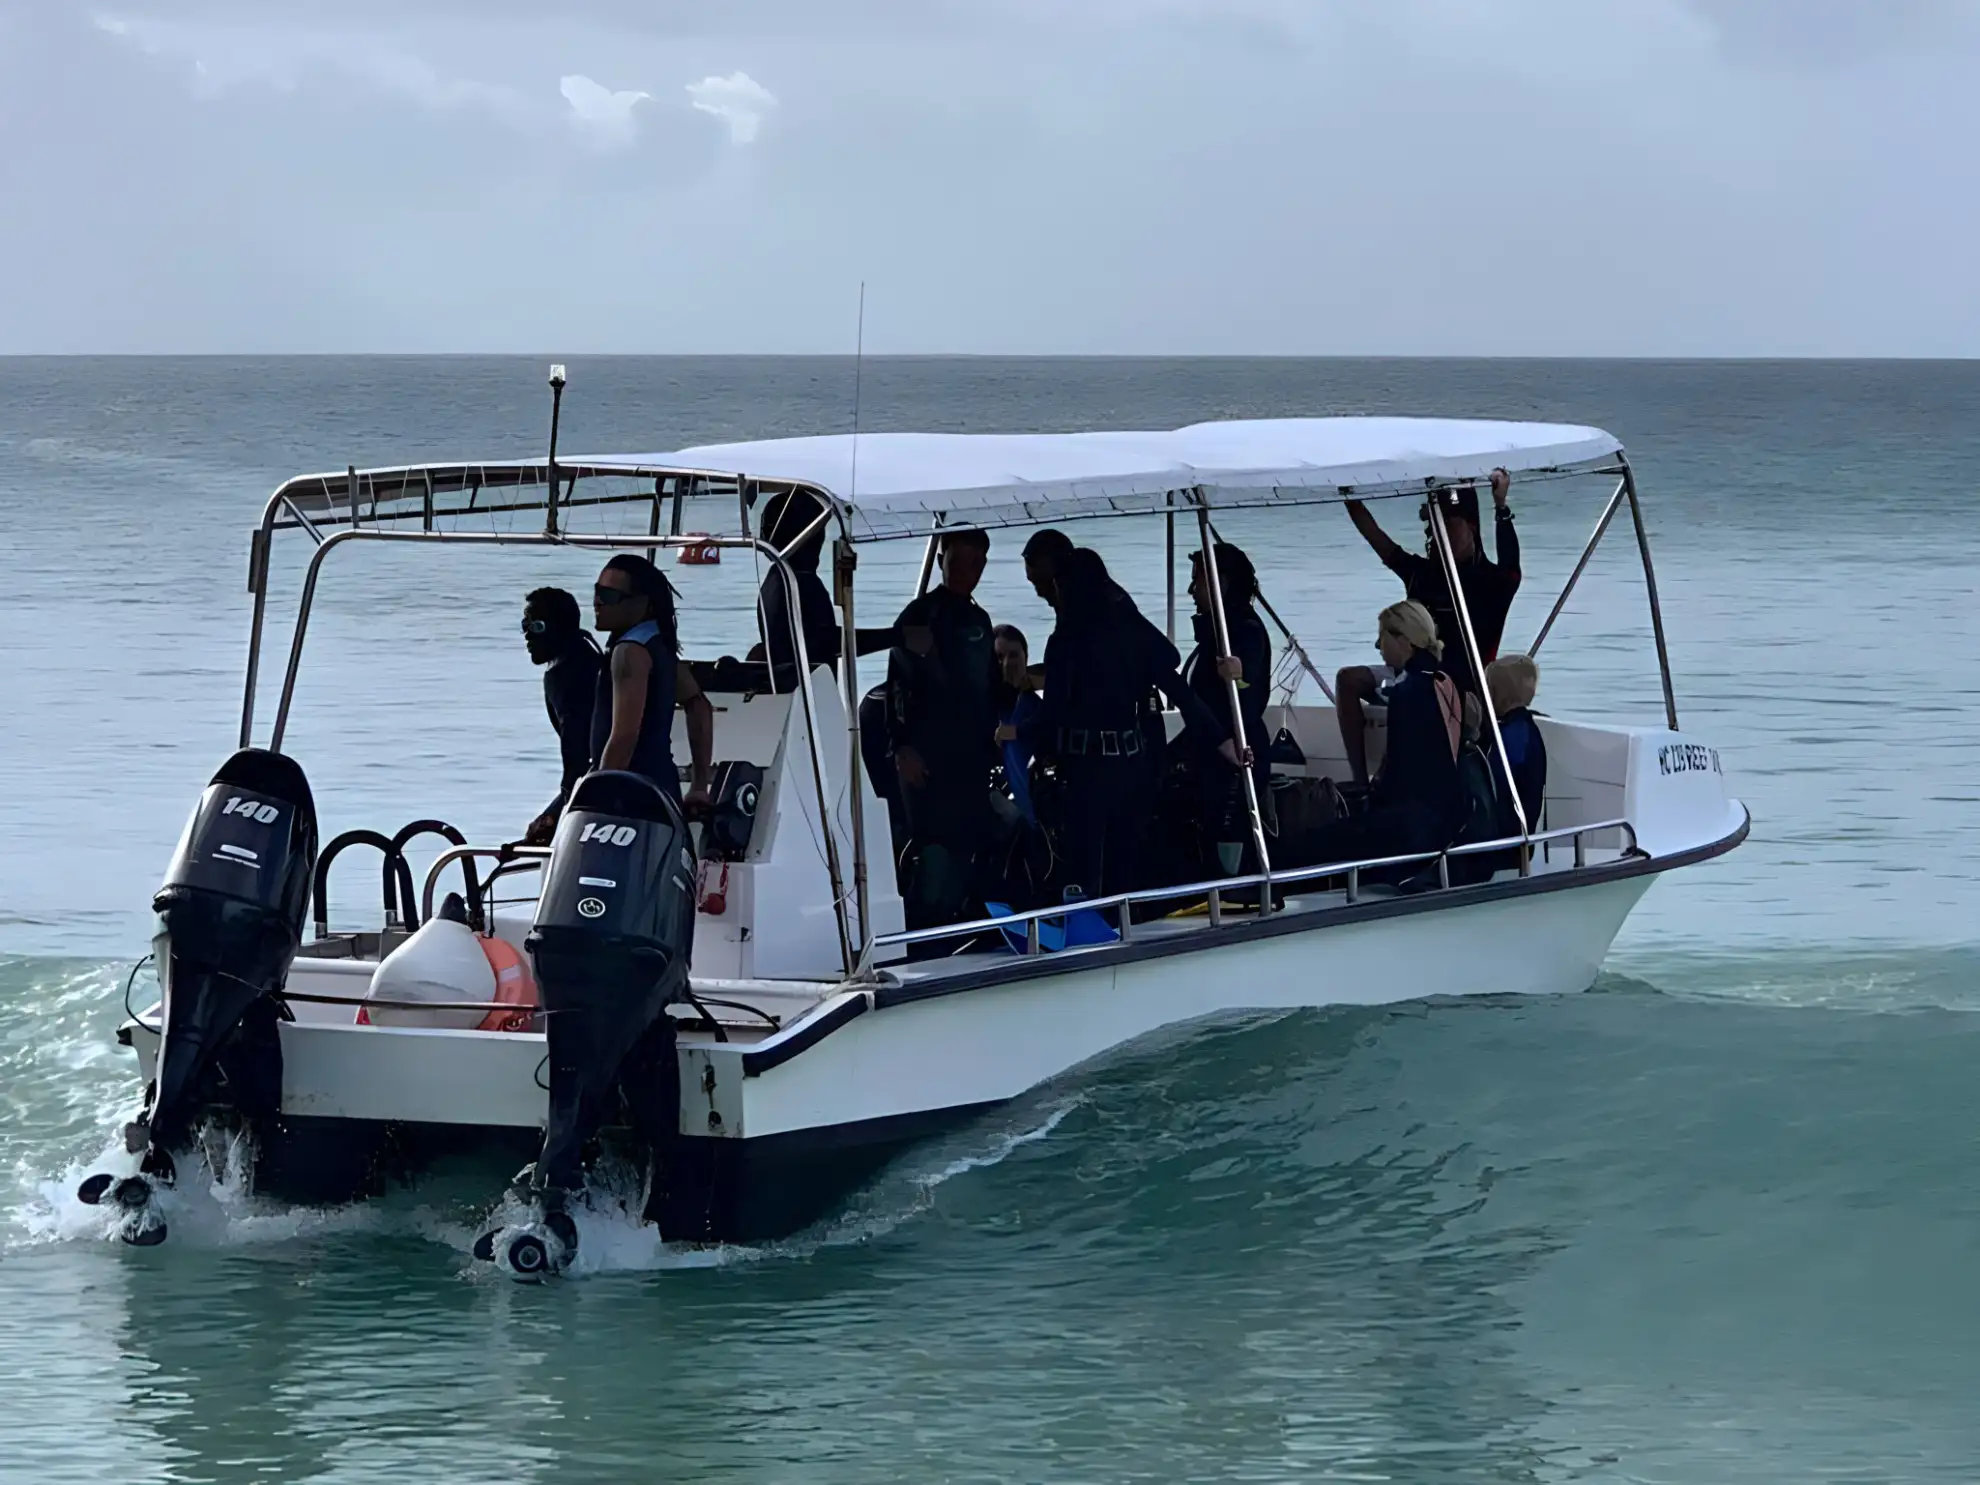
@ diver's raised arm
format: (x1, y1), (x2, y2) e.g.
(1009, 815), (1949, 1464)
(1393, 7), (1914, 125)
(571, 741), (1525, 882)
(1344, 499), (1407, 569)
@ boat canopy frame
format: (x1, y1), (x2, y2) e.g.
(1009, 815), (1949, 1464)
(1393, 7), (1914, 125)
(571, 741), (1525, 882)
(238, 416), (1676, 981)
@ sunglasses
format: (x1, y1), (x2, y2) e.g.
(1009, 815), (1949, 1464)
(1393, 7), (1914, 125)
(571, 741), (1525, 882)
(521, 617), (549, 636)
(593, 585), (637, 606)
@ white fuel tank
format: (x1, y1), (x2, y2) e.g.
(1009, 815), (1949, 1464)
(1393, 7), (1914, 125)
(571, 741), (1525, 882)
(363, 916), (496, 1030)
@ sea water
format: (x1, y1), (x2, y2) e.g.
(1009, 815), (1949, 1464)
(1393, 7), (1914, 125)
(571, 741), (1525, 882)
(1, 356), (1976, 1482)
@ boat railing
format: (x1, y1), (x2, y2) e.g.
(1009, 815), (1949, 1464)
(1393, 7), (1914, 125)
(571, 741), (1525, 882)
(421, 845), (551, 927)
(412, 818), (1639, 977)
(481, 856), (548, 921)
(870, 817), (1641, 962)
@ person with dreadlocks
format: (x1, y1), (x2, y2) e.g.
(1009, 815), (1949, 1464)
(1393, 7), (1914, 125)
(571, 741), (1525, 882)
(590, 553), (714, 812)
(520, 586), (605, 845)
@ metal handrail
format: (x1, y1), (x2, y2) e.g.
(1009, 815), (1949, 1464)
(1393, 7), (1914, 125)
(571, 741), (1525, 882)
(481, 857), (546, 918)
(1530, 477), (1627, 658)
(257, 521), (859, 979)
(1427, 497), (1529, 845)
(874, 817), (1640, 955)
(422, 846), (551, 925)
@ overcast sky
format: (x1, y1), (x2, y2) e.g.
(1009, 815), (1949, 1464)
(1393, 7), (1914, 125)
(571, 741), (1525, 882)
(3, 0), (1977, 355)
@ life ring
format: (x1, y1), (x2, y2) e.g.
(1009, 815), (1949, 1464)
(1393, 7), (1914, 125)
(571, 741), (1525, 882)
(477, 935), (538, 1033)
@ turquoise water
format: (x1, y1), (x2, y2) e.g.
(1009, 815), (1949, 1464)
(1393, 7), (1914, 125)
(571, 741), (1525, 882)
(2, 357), (1977, 1481)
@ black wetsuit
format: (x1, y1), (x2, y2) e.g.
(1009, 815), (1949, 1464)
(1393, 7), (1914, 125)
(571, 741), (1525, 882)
(1382, 510), (1521, 691)
(886, 584), (997, 927)
(1309, 649), (1463, 868)
(1021, 606), (1223, 901)
(589, 619), (681, 804)
(758, 563), (840, 693)
(540, 638), (603, 819)
(1177, 607), (1273, 866)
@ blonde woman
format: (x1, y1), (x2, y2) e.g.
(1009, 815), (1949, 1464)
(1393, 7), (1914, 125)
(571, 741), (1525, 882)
(1306, 601), (1467, 868)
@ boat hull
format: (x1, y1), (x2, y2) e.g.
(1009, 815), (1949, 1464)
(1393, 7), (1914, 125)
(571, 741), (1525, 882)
(124, 861), (1672, 1243)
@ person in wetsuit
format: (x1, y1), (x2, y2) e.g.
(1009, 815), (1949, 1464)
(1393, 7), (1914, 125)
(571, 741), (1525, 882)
(1024, 525), (1168, 763)
(1485, 653), (1547, 834)
(753, 489), (894, 691)
(1335, 468), (1521, 785)
(992, 625), (1042, 830)
(521, 587), (604, 844)
(591, 554), (714, 812)
(1174, 543), (1273, 877)
(1308, 601), (1465, 871)
(1015, 547), (1238, 905)
(887, 528), (999, 930)
(1022, 528), (1075, 609)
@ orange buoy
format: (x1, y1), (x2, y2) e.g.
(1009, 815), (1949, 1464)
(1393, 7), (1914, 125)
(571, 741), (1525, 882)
(477, 935), (538, 1033)
(677, 535), (721, 566)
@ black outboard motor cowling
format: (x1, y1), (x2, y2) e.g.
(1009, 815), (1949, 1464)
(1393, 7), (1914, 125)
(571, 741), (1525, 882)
(148, 749), (317, 1151)
(83, 750), (316, 1240)
(495, 771), (694, 1270)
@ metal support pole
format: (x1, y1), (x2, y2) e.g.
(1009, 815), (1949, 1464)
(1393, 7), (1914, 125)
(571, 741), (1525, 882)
(831, 522), (874, 965)
(912, 522), (941, 599)
(646, 478), (663, 565)
(1204, 516), (1334, 705)
(753, 502), (838, 695)
(271, 528), (356, 751)
(1427, 497), (1529, 845)
(1192, 491), (1273, 905)
(268, 527), (824, 751)
(1620, 459), (1680, 731)
(1255, 592), (1336, 705)
(238, 508), (276, 749)
(544, 367), (566, 536)
(1165, 499), (1177, 646)
(773, 550), (855, 976)
(774, 505), (835, 566)
(1529, 476), (1626, 658)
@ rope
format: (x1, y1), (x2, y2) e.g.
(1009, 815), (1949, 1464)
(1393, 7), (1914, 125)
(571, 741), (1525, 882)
(123, 953), (154, 1022)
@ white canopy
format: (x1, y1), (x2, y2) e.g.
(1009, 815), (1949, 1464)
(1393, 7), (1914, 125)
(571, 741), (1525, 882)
(578, 417), (1622, 541)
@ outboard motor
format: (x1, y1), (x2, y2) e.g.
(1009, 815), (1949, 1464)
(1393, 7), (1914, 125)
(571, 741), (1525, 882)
(473, 771), (695, 1278)
(79, 749), (317, 1244)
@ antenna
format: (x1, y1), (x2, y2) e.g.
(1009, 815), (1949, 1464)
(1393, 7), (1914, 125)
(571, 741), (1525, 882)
(849, 282), (866, 503)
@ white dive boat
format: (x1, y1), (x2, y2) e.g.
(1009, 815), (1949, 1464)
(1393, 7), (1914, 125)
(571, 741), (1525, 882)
(83, 383), (1746, 1275)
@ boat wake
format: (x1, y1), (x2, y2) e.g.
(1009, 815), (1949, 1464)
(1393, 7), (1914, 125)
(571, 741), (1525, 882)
(4, 952), (1086, 1276)
(448, 1096), (1088, 1279)
(24, 944), (1976, 1275)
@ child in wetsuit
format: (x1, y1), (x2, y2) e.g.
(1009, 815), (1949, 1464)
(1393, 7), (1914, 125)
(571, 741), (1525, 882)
(1486, 653), (1547, 834)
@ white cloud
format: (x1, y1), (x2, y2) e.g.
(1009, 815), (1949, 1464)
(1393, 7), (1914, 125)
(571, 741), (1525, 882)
(559, 73), (650, 148)
(686, 70), (777, 144)
(91, 12), (533, 119)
